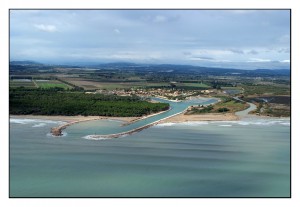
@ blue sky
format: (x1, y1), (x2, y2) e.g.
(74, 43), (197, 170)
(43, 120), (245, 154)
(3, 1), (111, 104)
(10, 10), (290, 69)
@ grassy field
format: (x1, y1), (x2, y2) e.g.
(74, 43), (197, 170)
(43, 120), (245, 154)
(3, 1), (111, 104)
(60, 77), (170, 90)
(212, 100), (249, 113)
(242, 84), (290, 96)
(10, 80), (37, 88)
(186, 98), (249, 115)
(181, 82), (210, 88)
(35, 80), (72, 89)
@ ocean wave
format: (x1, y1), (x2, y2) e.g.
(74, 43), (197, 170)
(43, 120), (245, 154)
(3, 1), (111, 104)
(32, 123), (46, 128)
(10, 118), (65, 125)
(212, 119), (290, 127)
(154, 123), (176, 128)
(154, 119), (290, 128)
(238, 121), (251, 126)
(155, 121), (210, 128)
(238, 120), (290, 126)
(177, 121), (209, 126)
(82, 135), (113, 140)
(219, 124), (232, 127)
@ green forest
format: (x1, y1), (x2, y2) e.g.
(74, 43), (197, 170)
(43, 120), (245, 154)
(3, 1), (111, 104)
(10, 88), (169, 117)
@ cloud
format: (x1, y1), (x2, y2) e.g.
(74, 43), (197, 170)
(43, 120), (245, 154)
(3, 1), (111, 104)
(277, 48), (290, 53)
(153, 15), (167, 23)
(190, 56), (215, 60)
(141, 14), (180, 23)
(280, 59), (290, 63)
(229, 10), (256, 14)
(183, 51), (191, 56)
(114, 28), (120, 34)
(247, 58), (271, 62)
(247, 50), (259, 55)
(229, 49), (244, 54)
(10, 10), (290, 67)
(278, 34), (290, 44)
(34, 24), (57, 32)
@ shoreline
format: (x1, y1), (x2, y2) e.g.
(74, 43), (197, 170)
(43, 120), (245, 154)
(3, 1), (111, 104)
(10, 110), (289, 137)
(10, 114), (137, 123)
(158, 113), (239, 124)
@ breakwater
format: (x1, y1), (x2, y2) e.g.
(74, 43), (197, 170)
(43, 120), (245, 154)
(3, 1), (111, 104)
(84, 110), (186, 139)
(51, 117), (101, 136)
(51, 97), (218, 138)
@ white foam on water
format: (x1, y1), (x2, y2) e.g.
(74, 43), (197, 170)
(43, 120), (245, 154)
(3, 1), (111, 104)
(82, 135), (112, 141)
(237, 121), (250, 126)
(47, 131), (68, 137)
(177, 121), (209, 126)
(10, 119), (36, 124)
(219, 124), (232, 127)
(154, 123), (176, 128)
(32, 123), (46, 128)
(10, 118), (65, 125)
(280, 122), (290, 126)
(229, 119), (290, 127)
(119, 134), (128, 138)
(108, 119), (124, 123)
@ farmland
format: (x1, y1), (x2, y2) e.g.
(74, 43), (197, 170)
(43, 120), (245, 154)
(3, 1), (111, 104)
(60, 77), (170, 90)
(10, 79), (37, 89)
(10, 78), (73, 90)
(9, 61), (290, 117)
(35, 80), (72, 89)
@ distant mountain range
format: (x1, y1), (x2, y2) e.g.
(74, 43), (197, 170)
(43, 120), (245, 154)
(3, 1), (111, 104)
(10, 60), (43, 65)
(10, 60), (290, 75)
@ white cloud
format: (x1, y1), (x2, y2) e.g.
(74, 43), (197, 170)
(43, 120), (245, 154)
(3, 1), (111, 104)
(153, 15), (167, 23)
(114, 28), (120, 34)
(280, 59), (290, 63)
(229, 10), (255, 14)
(247, 58), (272, 62)
(278, 34), (290, 44)
(34, 24), (57, 32)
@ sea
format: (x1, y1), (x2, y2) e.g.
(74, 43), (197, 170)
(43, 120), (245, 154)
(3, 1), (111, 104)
(9, 116), (290, 197)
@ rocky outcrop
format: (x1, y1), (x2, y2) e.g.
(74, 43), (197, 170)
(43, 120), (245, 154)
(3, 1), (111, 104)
(51, 127), (63, 136)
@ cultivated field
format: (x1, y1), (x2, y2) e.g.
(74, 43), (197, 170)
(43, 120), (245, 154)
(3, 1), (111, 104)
(35, 80), (72, 89)
(10, 79), (37, 88)
(60, 77), (170, 90)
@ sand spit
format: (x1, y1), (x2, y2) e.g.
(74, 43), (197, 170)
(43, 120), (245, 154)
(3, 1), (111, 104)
(158, 113), (239, 124)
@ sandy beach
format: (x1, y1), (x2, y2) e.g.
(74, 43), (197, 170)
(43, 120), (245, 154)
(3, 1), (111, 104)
(158, 113), (239, 124)
(10, 112), (239, 125)
(10, 115), (138, 123)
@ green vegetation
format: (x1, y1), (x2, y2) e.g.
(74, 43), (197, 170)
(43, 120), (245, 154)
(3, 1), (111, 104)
(217, 107), (230, 112)
(10, 80), (37, 89)
(9, 62), (290, 117)
(9, 88), (169, 117)
(186, 97), (248, 115)
(186, 105), (214, 114)
(213, 98), (248, 113)
(35, 80), (72, 90)
(241, 84), (290, 96)
(252, 101), (290, 117)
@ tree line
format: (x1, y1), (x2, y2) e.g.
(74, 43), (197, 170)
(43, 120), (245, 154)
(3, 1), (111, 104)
(9, 88), (169, 117)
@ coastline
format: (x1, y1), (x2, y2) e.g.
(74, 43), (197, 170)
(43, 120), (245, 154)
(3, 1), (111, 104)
(158, 113), (239, 124)
(10, 114), (138, 123)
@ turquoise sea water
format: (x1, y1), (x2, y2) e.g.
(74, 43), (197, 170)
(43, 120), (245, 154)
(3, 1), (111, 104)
(10, 116), (290, 197)
(9, 96), (290, 197)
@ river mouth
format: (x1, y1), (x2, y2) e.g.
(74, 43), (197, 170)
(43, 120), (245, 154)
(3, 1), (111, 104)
(64, 97), (219, 138)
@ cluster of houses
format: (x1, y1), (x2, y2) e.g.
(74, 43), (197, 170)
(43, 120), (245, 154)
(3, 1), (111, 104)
(86, 87), (216, 100)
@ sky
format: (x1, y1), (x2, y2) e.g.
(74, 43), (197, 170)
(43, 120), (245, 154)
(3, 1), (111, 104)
(10, 10), (290, 69)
